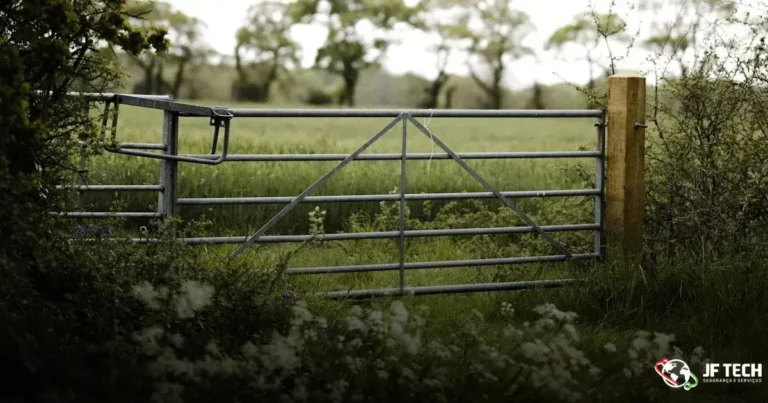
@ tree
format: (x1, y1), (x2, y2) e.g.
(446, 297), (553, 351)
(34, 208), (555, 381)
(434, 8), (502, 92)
(417, 25), (453, 109)
(640, 0), (736, 77)
(447, 0), (534, 109)
(545, 12), (627, 108)
(124, 0), (208, 97)
(411, 0), (463, 109)
(1, 1), (166, 399)
(233, 1), (300, 102)
(290, 0), (422, 106)
(527, 82), (546, 109)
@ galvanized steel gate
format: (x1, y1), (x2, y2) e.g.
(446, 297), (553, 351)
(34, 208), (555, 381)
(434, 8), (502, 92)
(59, 93), (607, 299)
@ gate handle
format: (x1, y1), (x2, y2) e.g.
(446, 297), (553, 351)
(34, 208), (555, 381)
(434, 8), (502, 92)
(102, 98), (233, 166)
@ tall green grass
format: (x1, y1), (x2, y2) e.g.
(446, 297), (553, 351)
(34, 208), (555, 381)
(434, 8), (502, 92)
(76, 103), (600, 234)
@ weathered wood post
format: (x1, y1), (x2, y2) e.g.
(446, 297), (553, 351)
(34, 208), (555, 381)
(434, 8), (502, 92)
(606, 73), (646, 259)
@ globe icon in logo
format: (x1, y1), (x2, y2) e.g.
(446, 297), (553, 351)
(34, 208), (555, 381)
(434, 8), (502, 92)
(655, 358), (699, 390)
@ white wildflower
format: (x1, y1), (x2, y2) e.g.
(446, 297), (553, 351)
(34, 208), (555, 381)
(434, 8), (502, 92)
(690, 346), (706, 365)
(521, 340), (550, 363)
(347, 316), (367, 332)
(132, 281), (163, 310)
(174, 280), (214, 319)
(634, 330), (651, 339)
(628, 348), (639, 360)
(400, 333), (421, 355)
(292, 382), (309, 402)
(390, 300), (409, 324)
(134, 326), (164, 355)
(401, 367), (416, 381)
(501, 301), (514, 318)
(261, 332), (302, 372)
(290, 301), (314, 327)
(632, 336), (650, 352)
(603, 343), (617, 353)
(167, 333), (185, 348)
(534, 317), (557, 331)
(328, 380), (349, 403)
(349, 305), (363, 317)
(668, 346), (683, 360)
(651, 332), (676, 359)
(562, 323), (579, 342)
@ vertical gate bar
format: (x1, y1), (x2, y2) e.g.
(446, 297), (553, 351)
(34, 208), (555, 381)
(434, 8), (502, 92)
(158, 110), (179, 232)
(595, 111), (607, 260)
(399, 117), (408, 293)
(77, 100), (90, 211)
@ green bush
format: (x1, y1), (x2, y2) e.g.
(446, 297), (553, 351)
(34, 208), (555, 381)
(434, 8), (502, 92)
(304, 87), (336, 105)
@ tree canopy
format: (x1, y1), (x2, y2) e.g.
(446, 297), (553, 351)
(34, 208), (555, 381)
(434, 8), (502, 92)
(444, 0), (534, 109)
(233, 0), (300, 102)
(123, 0), (209, 97)
(289, 0), (423, 106)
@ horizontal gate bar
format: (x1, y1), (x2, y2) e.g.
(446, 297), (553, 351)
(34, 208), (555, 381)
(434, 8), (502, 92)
(317, 278), (585, 299)
(56, 212), (161, 218)
(118, 142), (167, 150)
(75, 140), (166, 151)
(181, 151), (601, 162)
(57, 185), (163, 192)
(228, 109), (604, 118)
(286, 253), (598, 275)
(124, 223), (598, 245)
(114, 95), (228, 117)
(177, 189), (600, 205)
(38, 91), (173, 101)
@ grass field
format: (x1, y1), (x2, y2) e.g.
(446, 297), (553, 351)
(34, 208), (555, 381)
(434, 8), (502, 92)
(81, 101), (599, 232)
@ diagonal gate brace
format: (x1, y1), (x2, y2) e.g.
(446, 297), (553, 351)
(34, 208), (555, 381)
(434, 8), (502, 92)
(406, 116), (573, 259)
(230, 114), (407, 258)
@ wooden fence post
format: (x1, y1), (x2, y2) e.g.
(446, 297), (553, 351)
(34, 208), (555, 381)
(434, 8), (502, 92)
(606, 73), (646, 259)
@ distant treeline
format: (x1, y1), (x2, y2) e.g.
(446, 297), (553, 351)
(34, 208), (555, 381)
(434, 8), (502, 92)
(111, 56), (597, 108)
(101, 0), (729, 108)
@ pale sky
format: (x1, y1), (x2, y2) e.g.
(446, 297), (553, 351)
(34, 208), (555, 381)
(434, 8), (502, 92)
(163, 0), (755, 90)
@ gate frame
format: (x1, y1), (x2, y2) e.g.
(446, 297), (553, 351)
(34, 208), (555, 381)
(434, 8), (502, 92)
(56, 74), (647, 299)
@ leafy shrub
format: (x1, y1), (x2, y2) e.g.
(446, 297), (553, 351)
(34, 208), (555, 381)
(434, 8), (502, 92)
(644, 62), (768, 255)
(304, 87), (335, 105)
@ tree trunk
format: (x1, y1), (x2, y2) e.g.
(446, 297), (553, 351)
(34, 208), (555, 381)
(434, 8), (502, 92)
(490, 65), (504, 109)
(154, 61), (165, 95)
(260, 63), (280, 103)
(342, 68), (357, 107)
(490, 87), (502, 110)
(444, 85), (456, 109)
(142, 59), (155, 94)
(171, 59), (187, 99)
(423, 72), (448, 109)
(528, 82), (546, 109)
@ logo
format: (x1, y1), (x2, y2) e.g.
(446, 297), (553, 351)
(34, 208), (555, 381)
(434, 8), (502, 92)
(655, 359), (763, 389)
(655, 358), (699, 390)
(702, 363), (763, 384)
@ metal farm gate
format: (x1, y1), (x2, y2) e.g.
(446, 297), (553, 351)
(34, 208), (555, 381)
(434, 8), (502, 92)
(58, 93), (611, 300)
